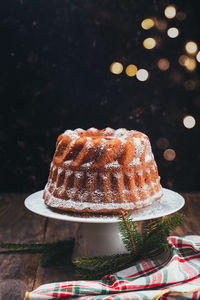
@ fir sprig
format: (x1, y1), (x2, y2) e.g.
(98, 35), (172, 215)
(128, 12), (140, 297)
(118, 211), (143, 254)
(75, 254), (134, 279)
(0, 240), (74, 267)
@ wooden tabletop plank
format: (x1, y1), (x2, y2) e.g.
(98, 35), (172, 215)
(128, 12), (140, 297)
(172, 193), (200, 236)
(0, 193), (47, 300)
(33, 219), (78, 288)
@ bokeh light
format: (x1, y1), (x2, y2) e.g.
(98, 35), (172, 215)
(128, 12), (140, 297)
(185, 41), (198, 54)
(164, 6), (176, 19)
(183, 115), (196, 129)
(184, 57), (196, 71)
(141, 18), (154, 30)
(178, 55), (188, 66)
(163, 149), (176, 161)
(143, 37), (156, 49)
(136, 69), (149, 81)
(158, 58), (170, 71)
(125, 64), (138, 77)
(196, 51), (200, 63)
(178, 55), (196, 71)
(155, 19), (167, 31)
(110, 62), (123, 74)
(167, 27), (179, 38)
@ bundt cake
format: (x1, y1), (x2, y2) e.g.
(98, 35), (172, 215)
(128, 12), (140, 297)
(43, 127), (163, 213)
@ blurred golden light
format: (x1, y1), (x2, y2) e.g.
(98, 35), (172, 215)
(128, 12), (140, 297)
(164, 6), (176, 19)
(158, 58), (170, 70)
(176, 11), (186, 21)
(141, 18), (154, 30)
(163, 149), (176, 161)
(178, 55), (188, 66)
(167, 27), (179, 38)
(196, 51), (200, 63)
(155, 19), (167, 31)
(184, 80), (196, 91)
(125, 64), (138, 77)
(136, 69), (149, 81)
(178, 55), (196, 71)
(184, 57), (196, 71)
(143, 37), (156, 49)
(110, 62), (123, 74)
(183, 115), (196, 129)
(185, 41), (198, 54)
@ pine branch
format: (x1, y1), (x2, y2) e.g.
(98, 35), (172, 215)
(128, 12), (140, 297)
(144, 214), (184, 238)
(161, 213), (185, 233)
(0, 240), (74, 252)
(118, 211), (142, 253)
(141, 214), (185, 255)
(39, 240), (74, 267)
(0, 242), (46, 252)
(143, 218), (161, 238)
(0, 240), (74, 267)
(74, 253), (131, 269)
(75, 255), (134, 279)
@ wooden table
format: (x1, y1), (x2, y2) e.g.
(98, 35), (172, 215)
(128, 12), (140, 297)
(0, 193), (199, 300)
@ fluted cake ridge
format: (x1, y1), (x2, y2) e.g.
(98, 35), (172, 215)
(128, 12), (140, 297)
(53, 127), (152, 169)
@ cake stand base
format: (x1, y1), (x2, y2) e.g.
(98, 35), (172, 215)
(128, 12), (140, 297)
(74, 222), (128, 258)
(25, 188), (184, 258)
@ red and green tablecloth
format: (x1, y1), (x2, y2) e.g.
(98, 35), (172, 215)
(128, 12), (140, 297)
(25, 236), (200, 300)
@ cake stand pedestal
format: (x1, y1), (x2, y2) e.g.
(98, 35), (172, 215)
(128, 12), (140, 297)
(25, 188), (184, 258)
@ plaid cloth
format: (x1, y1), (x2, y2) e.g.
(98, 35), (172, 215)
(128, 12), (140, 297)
(25, 236), (200, 300)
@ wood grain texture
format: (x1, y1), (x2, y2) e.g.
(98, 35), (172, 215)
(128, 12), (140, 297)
(33, 218), (78, 288)
(0, 193), (46, 300)
(0, 192), (199, 300)
(172, 193), (200, 236)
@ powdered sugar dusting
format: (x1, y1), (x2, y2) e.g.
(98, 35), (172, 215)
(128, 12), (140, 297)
(88, 127), (98, 133)
(75, 171), (83, 179)
(63, 130), (79, 140)
(57, 168), (63, 175)
(114, 128), (128, 137)
(25, 188), (185, 223)
(105, 161), (120, 168)
(64, 160), (72, 166)
(134, 138), (144, 158)
(75, 128), (84, 133)
(103, 127), (115, 135)
(137, 170), (143, 176)
(129, 158), (140, 166)
(82, 162), (93, 168)
(145, 154), (152, 162)
(44, 187), (163, 211)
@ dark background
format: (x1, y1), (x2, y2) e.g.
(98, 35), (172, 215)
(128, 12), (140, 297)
(0, 0), (200, 193)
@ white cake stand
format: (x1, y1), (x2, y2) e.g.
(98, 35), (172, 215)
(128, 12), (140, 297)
(24, 188), (184, 258)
